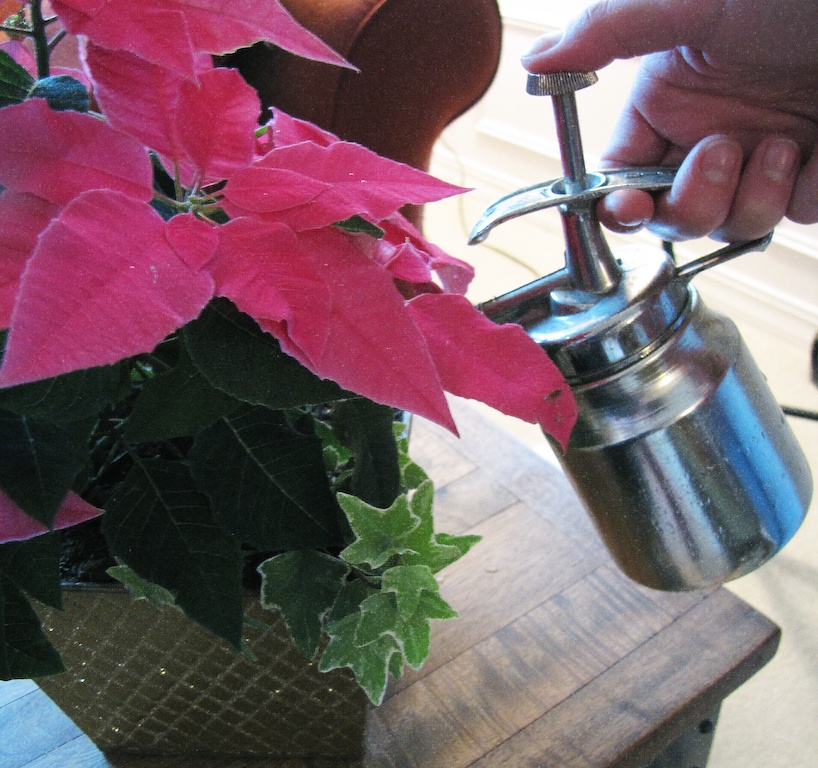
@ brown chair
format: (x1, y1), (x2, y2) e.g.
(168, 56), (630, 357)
(227, 0), (503, 226)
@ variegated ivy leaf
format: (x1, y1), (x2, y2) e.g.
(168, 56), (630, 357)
(337, 492), (421, 571)
(319, 564), (458, 704)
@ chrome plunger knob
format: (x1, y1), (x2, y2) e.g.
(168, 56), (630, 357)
(527, 72), (598, 194)
(526, 71), (621, 295)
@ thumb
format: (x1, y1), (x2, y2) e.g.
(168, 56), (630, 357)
(521, 0), (712, 73)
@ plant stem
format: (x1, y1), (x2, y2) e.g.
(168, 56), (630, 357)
(47, 27), (67, 53)
(29, 0), (50, 78)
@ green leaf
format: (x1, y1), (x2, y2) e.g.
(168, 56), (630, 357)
(400, 480), (481, 573)
(102, 459), (244, 649)
(319, 565), (459, 702)
(319, 611), (401, 706)
(0, 362), (131, 422)
(381, 564), (446, 621)
(190, 406), (344, 550)
(334, 399), (402, 508)
(361, 567), (456, 668)
(124, 346), (239, 442)
(354, 591), (399, 646)
(0, 535), (63, 610)
(0, 410), (95, 527)
(0, 365), (131, 424)
(327, 577), (377, 623)
(394, 420), (429, 490)
(28, 75), (90, 112)
(334, 215), (385, 238)
(312, 417), (351, 471)
(338, 491), (420, 570)
(0, 49), (35, 109)
(0, 577), (65, 680)
(107, 564), (180, 611)
(183, 299), (349, 408)
(258, 550), (349, 659)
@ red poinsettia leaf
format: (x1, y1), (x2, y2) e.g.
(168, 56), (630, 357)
(175, 67), (261, 184)
(222, 140), (469, 231)
(0, 99), (153, 205)
(55, 3), (199, 78)
(52, 0), (351, 77)
(0, 489), (103, 544)
(376, 213), (474, 295)
(271, 109), (338, 148)
(212, 219), (456, 431)
(406, 293), (577, 449)
(165, 214), (219, 273)
(0, 191), (214, 387)
(81, 41), (209, 177)
(0, 192), (59, 329)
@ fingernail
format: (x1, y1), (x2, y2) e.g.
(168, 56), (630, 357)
(701, 139), (742, 184)
(617, 216), (649, 229)
(762, 138), (800, 183)
(521, 32), (563, 63)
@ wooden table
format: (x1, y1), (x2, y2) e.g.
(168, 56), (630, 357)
(1, 399), (780, 768)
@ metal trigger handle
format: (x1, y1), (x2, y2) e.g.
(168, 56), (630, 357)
(468, 166), (677, 245)
(469, 70), (775, 287)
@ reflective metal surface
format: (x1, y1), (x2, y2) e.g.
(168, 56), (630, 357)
(472, 71), (813, 590)
(552, 291), (812, 590)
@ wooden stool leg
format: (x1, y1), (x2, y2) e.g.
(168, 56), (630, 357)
(641, 707), (721, 768)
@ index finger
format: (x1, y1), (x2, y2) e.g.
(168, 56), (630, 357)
(522, 0), (718, 73)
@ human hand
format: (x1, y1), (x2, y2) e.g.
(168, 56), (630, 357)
(521, 0), (818, 242)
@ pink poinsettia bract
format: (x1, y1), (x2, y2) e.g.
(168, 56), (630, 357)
(0, 0), (578, 543)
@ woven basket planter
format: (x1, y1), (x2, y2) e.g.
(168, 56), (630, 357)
(34, 584), (367, 758)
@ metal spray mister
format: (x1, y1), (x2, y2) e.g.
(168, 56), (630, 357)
(470, 72), (813, 591)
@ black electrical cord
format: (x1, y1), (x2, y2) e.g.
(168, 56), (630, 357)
(783, 406), (818, 421)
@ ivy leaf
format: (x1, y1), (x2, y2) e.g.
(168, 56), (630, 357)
(258, 550), (349, 659)
(102, 459), (244, 648)
(0, 535), (63, 609)
(183, 299), (350, 408)
(124, 345), (239, 442)
(359, 572), (456, 669)
(381, 564), (451, 622)
(394, 420), (429, 490)
(400, 480), (482, 574)
(312, 417), (351, 472)
(318, 611), (401, 706)
(0, 49), (35, 108)
(0, 409), (95, 528)
(107, 563), (180, 611)
(190, 406), (344, 550)
(0, 576), (65, 680)
(320, 566), (459, 701)
(338, 492), (421, 571)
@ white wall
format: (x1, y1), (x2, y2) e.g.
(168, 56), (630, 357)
(427, 3), (818, 346)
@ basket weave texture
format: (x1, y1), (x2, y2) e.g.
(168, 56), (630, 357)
(35, 585), (367, 758)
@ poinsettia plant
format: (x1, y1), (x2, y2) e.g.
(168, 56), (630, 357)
(0, 0), (576, 705)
